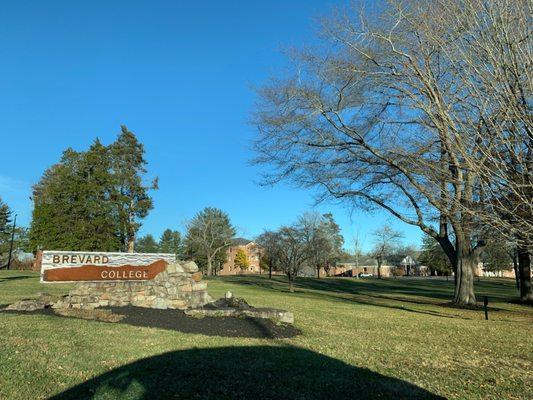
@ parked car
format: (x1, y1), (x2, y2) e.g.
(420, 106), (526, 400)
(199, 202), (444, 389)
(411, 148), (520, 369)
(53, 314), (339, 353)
(358, 272), (373, 278)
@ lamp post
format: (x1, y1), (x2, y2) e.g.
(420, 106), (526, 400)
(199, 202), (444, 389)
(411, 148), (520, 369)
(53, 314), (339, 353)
(7, 214), (17, 270)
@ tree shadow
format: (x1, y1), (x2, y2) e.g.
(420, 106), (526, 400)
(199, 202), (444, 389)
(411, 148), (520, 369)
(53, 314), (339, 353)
(0, 275), (33, 283)
(219, 275), (516, 303)
(215, 276), (516, 320)
(49, 346), (445, 400)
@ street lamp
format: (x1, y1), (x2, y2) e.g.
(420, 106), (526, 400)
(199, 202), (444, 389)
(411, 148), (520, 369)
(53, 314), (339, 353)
(7, 214), (17, 270)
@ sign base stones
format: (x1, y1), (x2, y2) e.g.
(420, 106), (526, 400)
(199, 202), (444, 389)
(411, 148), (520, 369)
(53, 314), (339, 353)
(52, 261), (212, 310)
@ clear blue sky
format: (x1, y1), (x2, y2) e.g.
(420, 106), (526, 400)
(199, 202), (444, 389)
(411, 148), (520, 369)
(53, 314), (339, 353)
(0, 0), (422, 252)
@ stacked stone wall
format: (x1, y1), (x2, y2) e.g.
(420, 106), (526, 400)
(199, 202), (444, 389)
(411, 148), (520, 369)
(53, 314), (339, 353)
(52, 261), (211, 310)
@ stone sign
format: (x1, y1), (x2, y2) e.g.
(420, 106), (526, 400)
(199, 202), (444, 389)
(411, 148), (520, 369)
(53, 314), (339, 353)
(39, 251), (176, 283)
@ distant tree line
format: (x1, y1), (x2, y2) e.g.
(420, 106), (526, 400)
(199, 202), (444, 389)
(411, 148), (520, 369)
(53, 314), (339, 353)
(135, 229), (182, 256)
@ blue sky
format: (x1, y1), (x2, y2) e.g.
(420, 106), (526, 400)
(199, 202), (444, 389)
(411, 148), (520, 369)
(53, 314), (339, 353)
(0, 0), (423, 252)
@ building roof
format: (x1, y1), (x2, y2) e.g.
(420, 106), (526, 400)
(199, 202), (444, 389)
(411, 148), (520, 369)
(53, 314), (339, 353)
(231, 238), (253, 246)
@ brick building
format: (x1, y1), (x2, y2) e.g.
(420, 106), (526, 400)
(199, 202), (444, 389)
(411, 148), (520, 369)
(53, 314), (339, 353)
(219, 238), (263, 276)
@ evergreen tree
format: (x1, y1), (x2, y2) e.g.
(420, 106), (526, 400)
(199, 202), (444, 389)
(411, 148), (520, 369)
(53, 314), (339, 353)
(233, 248), (249, 270)
(109, 125), (158, 252)
(135, 234), (160, 253)
(29, 127), (155, 252)
(481, 241), (513, 274)
(77, 140), (122, 251)
(0, 196), (11, 235)
(419, 235), (452, 276)
(30, 141), (122, 251)
(0, 197), (12, 263)
(159, 229), (182, 257)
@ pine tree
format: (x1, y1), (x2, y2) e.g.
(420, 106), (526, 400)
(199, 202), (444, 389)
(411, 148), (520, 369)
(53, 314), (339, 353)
(30, 142), (122, 251)
(233, 248), (249, 270)
(481, 241), (513, 274)
(29, 127), (156, 252)
(109, 125), (158, 253)
(419, 235), (452, 276)
(135, 234), (160, 253)
(0, 196), (11, 235)
(0, 197), (12, 262)
(30, 154), (80, 250)
(159, 229), (182, 257)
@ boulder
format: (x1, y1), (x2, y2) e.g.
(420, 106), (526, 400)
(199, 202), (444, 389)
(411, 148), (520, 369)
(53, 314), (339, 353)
(191, 272), (202, 282)
(181, 261), (199, 273)
(166, 263), (185, 274)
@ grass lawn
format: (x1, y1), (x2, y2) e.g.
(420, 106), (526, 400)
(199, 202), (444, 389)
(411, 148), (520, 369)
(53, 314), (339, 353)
(0, 271), (531, 400)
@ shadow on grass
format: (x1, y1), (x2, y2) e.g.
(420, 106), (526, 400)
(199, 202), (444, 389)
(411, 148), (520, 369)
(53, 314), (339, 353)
(213, 276), (517, 319)
(218, 275), (517, 302)
(0, 275), (33, 283)
(49, 346), (445, 400)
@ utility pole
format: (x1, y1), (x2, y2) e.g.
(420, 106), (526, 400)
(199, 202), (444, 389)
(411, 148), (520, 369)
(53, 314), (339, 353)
(7, 214), (17, 270)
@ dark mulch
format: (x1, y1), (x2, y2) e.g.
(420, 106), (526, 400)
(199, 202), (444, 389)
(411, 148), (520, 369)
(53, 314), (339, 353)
(440, 301), (502, 312)
(106, 306), (300, 339)
(4, 306), (300, 339)
(509, 299), (533, 307)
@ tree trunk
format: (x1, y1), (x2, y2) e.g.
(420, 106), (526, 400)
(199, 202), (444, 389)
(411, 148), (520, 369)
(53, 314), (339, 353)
(288, 272), (294, 292)
(269, 261), (272, 279)
(436, 232), (477, 306)
(206, 256), (213, 276)
(512, 249), (520, 291)
(517, 247), (533, 303)
(453, 244), (477, 306)
(376, 256), (382, 279)
(127, 237), (135, 253)
(317, 266), (320, 279)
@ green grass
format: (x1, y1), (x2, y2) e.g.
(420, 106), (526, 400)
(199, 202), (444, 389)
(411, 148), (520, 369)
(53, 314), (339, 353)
(0, 271), (531, 400)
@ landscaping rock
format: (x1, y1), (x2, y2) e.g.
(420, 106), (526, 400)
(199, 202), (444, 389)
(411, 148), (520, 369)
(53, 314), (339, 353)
(185, 308), (238, 318)
(213, 296), (252, 310)
(188, 295), (294, 324)
(53, 308), (125, 323)
(5, 299), (46, 312)
(36, 292), (60, 306)
(241, 308), (294, 324)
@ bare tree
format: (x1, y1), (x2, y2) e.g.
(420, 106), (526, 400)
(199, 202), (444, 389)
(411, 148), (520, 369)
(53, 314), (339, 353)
(184, 207), (235, 276)
(426, 0), (532, 302)
(352, 231), (365, 277)
(256, 230), (280, 279)
(264, 226), (309, 292)
(298, 212), (344, 278)
(371, 225), (403, 279)
(252, 0), (532, 305)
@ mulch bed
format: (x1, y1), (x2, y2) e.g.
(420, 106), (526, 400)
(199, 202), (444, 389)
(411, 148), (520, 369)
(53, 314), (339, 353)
(4, 306), (300, 339)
